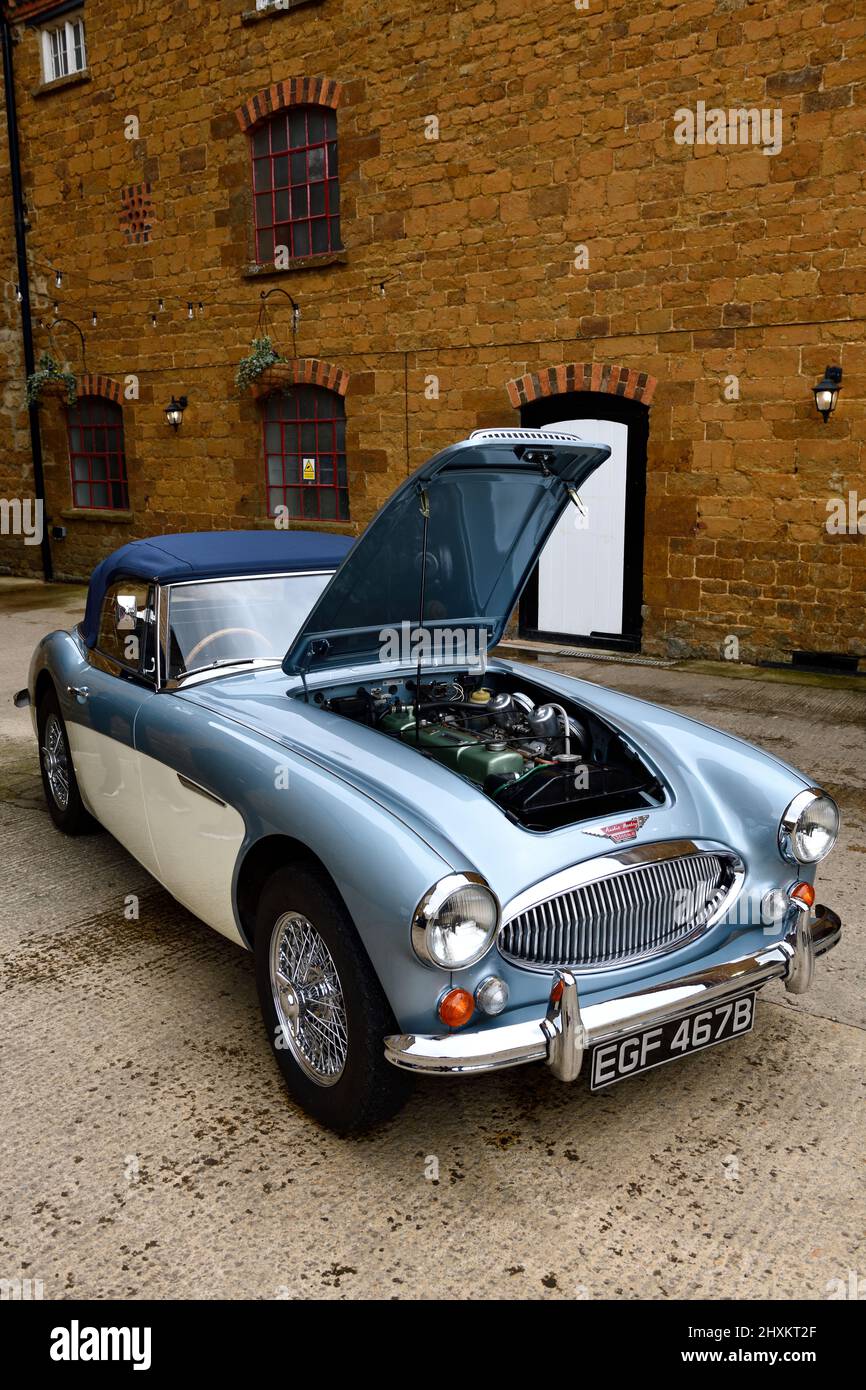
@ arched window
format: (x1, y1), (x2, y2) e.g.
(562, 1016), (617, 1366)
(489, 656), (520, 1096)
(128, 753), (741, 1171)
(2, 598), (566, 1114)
(251, 105), (341, 263)
(67, 396), (128, 510)
(262, 385), (348, 521)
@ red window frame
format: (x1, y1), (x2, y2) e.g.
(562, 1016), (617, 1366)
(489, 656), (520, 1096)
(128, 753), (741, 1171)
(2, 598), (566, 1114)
(250, 105), (341, 264)
(262, 385), (349, 521)
(67, 396), (129, 511)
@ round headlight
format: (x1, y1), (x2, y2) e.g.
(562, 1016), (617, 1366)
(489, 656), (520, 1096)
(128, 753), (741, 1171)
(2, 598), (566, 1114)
(779, 789), (840, 864)
(412, 874), (500, 970)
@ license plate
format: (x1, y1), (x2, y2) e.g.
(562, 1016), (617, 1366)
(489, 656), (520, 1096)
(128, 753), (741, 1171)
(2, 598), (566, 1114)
(590, 992), (756, 1091)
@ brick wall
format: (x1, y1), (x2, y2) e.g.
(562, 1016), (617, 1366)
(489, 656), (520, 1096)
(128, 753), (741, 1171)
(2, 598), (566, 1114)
(0, 0), (863, 663)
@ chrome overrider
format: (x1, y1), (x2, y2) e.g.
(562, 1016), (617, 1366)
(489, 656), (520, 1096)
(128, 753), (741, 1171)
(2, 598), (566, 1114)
(383, 903), (842, 1080)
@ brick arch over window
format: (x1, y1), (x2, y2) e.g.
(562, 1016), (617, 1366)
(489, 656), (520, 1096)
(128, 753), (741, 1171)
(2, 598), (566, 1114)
(234, 77), (343, 133)
(248, 358), (349, 401)
(76, 374), (124, 404)
(506, 363), (658, 409)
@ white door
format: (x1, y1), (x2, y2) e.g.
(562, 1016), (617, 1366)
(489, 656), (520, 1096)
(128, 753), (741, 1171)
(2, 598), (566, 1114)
(537, 417), (628, 639)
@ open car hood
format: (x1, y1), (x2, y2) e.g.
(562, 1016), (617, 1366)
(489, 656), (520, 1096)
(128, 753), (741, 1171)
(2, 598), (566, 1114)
(282, 429), (612, 676)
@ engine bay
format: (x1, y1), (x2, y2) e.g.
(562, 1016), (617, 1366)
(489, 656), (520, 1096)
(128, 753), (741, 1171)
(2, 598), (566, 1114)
(304, 669), (665, 831)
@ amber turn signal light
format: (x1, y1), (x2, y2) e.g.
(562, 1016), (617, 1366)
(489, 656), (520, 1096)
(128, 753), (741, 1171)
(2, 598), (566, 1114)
(790, 881), (815, 909)
(549, 978), (564, 1007)
(438, 988), (475, 1028)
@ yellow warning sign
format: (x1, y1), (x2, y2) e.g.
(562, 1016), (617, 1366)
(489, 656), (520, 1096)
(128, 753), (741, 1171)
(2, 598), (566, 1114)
(302, 457), (316, 481)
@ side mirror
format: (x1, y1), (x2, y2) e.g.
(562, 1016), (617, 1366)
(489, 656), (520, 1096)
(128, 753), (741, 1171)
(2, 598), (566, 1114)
(115, 595), (137, 632)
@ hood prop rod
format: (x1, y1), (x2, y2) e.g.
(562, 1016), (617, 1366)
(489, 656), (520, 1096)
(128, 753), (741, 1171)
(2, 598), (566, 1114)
(414, 485), (431, 744)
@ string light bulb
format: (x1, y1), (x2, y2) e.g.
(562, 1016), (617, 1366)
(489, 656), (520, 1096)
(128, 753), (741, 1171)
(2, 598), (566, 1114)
(54, 270), (63, 288)
(198, 301), (204, 316)
(91, 309), (97, 327)
(158, 298), (165, 312)
(15, 284), (22, 303)
(151, 313), (157, 328)
(187, 302), (194, 319)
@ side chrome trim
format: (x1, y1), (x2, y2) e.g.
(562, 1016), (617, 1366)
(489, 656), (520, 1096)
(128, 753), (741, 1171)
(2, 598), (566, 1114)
(384, 906), (842, 1078)
(176, 773), (227, 807)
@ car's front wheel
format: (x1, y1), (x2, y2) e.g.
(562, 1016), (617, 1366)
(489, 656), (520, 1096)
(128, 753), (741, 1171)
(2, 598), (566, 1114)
(254, 864), (412, 1133)
(37, 687), (98, 835)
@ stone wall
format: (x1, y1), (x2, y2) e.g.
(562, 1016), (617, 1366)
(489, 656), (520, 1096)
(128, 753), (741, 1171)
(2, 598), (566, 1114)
(0, 0), (863, 663)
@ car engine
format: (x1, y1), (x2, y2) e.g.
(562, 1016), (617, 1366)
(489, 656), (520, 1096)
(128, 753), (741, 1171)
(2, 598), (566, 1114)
(310, 671), (664, 831)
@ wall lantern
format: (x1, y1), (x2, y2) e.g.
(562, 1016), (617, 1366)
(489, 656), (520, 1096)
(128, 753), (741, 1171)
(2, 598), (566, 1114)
(812, 366), (842, 423)
(164, 394), (188, 430)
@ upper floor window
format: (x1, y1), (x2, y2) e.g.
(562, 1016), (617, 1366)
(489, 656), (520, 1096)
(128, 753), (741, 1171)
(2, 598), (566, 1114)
(262, 385), (348, 520)
(41, 15), (87, 83)
(251, 106), (341, 264)
(67, 396), (128, 511)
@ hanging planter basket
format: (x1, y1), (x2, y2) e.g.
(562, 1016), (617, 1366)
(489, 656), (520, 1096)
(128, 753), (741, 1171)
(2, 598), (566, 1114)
(26, 353), (77, 408)
(235, 337), (287, 396)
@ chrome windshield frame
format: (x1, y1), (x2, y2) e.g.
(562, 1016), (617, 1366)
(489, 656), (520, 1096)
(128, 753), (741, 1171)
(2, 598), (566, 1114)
(156, 569), (336, 692)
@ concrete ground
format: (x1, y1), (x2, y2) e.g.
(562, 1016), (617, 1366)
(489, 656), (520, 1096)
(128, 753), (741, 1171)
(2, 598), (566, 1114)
(0, 578), (863, 1301)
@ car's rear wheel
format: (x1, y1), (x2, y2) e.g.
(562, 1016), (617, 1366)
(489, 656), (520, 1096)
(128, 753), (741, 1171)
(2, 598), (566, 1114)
(254, 864), (412, 1133)
(37, 687), (98, 835)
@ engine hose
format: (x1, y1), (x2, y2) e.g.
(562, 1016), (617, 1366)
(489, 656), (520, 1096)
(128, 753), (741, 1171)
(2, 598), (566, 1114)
(547, 703), (572, 758)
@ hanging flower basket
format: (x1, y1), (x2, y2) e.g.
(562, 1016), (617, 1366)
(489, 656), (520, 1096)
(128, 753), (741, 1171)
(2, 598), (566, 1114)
(235, 337), (287, 394)
(26, 353), (77, 407)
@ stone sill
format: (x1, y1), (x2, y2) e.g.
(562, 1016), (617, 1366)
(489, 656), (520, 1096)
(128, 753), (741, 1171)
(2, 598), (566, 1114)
(32, 69), (91, 100)
(59, 508), (134, 524)
(254, 518), (356, 534)
(241, 0), (323, 22)
(244, 251), (347, 278)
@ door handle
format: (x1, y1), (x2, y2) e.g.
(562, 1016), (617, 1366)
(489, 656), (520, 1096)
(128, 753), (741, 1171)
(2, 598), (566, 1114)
(67, 684), (90, 702)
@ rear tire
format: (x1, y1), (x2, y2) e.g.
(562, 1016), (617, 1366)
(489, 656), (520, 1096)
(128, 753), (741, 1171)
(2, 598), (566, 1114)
(37, 687), (99, 835)
(254, 864), (412, 1133)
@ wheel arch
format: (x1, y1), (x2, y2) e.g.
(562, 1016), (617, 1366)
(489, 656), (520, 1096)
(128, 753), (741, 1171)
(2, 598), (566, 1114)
(235, 834), (347, 948)
(34, 668), (56, 710)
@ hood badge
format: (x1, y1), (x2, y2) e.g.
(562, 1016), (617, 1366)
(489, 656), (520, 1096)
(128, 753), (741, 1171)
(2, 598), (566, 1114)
(585, 815), (649, 844)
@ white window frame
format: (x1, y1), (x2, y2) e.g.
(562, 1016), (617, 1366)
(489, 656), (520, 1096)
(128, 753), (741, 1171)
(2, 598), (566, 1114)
(40, 14), (87, 84)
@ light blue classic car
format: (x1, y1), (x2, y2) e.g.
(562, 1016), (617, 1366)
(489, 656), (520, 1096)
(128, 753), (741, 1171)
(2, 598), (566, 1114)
(19, 429), (841, 1132)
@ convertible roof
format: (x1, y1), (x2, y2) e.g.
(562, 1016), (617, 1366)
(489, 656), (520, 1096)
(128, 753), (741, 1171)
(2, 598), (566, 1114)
(80, 530), (353, 649)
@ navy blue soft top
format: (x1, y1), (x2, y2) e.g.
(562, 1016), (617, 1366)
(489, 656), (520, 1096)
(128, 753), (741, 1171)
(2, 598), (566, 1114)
(80, 530), (353, 648)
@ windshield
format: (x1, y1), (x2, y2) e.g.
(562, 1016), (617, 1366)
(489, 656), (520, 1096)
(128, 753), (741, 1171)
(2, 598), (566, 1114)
(166, 572), (333, 681)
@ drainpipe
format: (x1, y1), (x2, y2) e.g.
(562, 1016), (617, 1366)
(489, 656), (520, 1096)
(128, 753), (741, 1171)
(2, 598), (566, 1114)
(2, 11), (53, 581)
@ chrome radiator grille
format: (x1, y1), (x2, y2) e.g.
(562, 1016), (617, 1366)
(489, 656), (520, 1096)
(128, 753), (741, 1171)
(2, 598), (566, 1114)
(498, 851), (734, 971)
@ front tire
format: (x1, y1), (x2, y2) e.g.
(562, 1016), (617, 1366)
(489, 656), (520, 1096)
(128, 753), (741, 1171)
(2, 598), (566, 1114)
(254, 865), (412, 1133)
(37, 687), (98, 835)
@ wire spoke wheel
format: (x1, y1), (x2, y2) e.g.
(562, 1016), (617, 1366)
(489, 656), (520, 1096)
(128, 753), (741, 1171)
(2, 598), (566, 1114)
(41, 713), (70, 811)
(269, 911), (349, 1086)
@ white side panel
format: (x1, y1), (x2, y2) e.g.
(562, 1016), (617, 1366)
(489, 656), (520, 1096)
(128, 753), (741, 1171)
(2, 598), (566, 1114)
(538, 418), (629, 638)
(138, 755), (247, 945)
(66, 722), (161, 877)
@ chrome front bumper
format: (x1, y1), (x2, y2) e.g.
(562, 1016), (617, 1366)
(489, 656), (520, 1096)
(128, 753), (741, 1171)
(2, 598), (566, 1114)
(384, 905), (841, 1081)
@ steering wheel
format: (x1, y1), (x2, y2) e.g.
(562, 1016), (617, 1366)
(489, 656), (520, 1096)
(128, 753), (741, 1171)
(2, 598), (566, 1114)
(185, 627), (272, 666)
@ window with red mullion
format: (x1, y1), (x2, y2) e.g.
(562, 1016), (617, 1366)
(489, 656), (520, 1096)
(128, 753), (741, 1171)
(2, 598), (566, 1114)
(251, 105), (341, 264)
(67, 396), (129, 511)
(263, 385), (348, 521)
